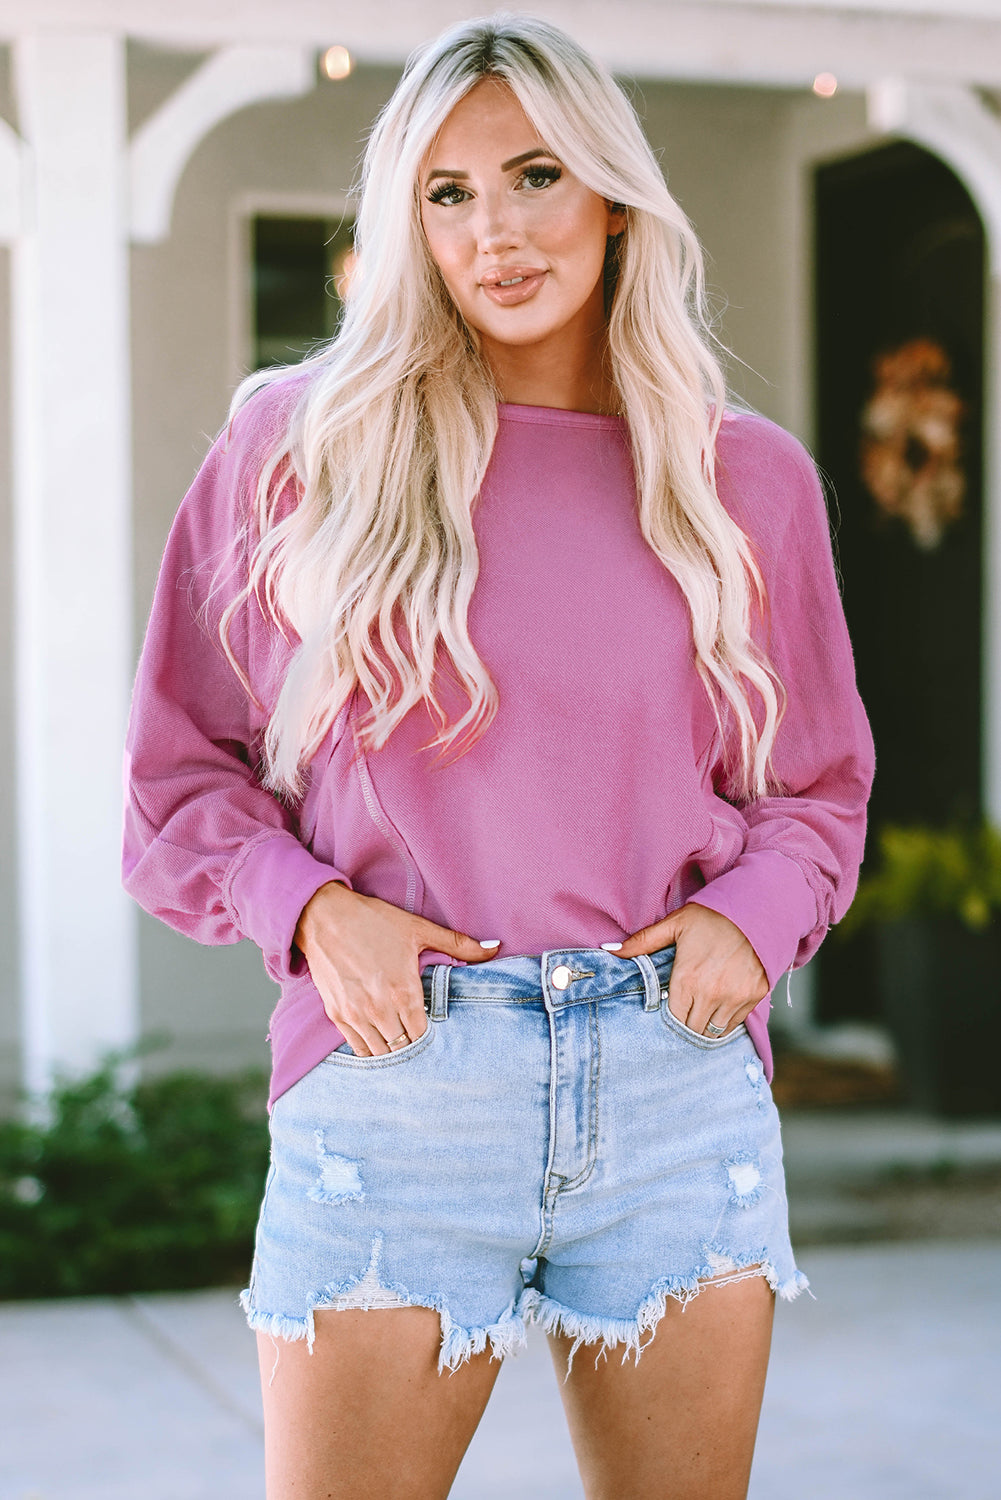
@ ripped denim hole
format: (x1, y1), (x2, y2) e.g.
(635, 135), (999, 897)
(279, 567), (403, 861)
(724, 1154), (763, 1206)
(744, 1058), (768, 1108)
(326, 1235), (411, 1312)
(310, 1131), (365, 1205)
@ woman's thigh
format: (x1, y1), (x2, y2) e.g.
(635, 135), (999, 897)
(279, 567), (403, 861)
(523, 977), (801, 1498)
(244, 996), (552, 1496)
(259, 1308), (501, 1500)
(242, 1002), (552, 1365)
(549, 1274), (775, 1500)
(245, 952), (803, 1496)
(525, 986), (806, 1345)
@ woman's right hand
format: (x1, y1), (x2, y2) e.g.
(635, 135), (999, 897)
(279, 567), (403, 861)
(294, 881), (500, 1056)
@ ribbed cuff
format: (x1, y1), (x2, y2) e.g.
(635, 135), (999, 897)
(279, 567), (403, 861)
(227, 832), (352, 964)
(688, 848), (817, 990)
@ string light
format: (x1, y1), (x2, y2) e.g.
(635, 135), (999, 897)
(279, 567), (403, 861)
(322, 46), (354, 82)
(812, 72), (838, 98)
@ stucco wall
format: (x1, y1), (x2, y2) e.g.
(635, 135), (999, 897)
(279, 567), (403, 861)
(640, 81), (794, 425)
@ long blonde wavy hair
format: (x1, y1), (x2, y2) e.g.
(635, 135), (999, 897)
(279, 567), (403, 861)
(225, 12), (784, 799)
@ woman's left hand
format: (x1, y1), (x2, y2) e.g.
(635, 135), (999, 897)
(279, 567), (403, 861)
(611, 905), (769, 1036)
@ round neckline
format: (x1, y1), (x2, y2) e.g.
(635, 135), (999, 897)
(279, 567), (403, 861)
(497, 401), (626, 429)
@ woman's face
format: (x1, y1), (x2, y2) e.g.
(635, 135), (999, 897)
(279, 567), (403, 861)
(419, 79), (623, 380)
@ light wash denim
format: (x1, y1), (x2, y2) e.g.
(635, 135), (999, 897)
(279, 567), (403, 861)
(241, 946), (807, 1370)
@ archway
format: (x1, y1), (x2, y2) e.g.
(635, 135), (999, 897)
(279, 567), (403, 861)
(813, 139), (986, 1028)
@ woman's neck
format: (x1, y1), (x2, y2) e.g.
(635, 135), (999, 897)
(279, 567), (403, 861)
(482, 320), (619, 416)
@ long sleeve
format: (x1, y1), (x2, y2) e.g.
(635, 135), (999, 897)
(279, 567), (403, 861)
(688, 415), (875, 990)
(122, 382), (348, 979)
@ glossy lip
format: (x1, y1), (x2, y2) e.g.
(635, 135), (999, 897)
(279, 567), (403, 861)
(479, 265), (548, 306)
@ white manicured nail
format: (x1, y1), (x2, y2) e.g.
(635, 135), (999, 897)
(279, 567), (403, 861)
(600, 942), (623, 952)
(480, 939), (501, 949)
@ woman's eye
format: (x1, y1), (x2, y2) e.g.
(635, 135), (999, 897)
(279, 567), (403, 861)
(426, 182), (469, 207)
(520, 165), (562, 191)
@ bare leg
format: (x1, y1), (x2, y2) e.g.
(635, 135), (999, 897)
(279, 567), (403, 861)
(258, 1306), (502, 1500)
(549, 1274), (775, 1500)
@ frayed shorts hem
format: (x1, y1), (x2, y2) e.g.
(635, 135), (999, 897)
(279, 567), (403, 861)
(239, 1287), (529, 1374)
(240, 1255), (810, 1376)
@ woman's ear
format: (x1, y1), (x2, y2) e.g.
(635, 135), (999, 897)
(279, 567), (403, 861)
(606, 201), (627, 236)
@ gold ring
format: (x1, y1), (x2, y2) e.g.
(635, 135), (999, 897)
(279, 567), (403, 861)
(388, 1031), (411, 1049)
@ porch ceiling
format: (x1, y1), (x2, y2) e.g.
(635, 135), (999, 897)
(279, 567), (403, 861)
(1, 0), (1001, 90)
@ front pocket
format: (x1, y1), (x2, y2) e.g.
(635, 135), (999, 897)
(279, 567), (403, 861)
(659, 1001), (748, 1050)
(321, 1018), (437, 1068)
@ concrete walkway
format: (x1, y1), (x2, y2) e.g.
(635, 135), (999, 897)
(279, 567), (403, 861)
(2, 1240), (999, 1499)
(3, 1108), (1000, 1499)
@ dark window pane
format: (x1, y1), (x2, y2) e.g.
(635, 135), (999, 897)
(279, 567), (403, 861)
(252, 215), (355, 369)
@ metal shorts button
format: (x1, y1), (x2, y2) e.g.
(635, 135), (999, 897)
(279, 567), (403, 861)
(551, 964), (571, 990)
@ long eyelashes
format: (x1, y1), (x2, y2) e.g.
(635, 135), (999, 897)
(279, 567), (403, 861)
(426, 180), (468, 206)
(425, 163), (563, 206)
(520, 164), (562, 190)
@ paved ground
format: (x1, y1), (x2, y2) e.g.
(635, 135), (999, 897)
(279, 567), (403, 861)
(2, 1110), (1000, 1499)
(782, 1108), (1001, 1244)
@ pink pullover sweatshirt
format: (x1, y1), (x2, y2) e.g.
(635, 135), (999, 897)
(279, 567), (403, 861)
(123, 380), (874, 1105)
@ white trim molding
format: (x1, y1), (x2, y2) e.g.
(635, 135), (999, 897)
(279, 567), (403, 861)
(867, 80), (1001, 274)
(129, 44), (315, 244)
(0, 118), (26, 242)
(5, 2), (1001, 88)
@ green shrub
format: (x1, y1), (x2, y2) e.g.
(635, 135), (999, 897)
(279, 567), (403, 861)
(843, 823), (1001, 934)
(0, 1059), (269, 1299)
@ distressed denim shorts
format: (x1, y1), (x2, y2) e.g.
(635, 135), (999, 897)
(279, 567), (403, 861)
(241, 946), (808, 1370)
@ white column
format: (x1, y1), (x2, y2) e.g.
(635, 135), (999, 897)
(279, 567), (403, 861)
(12, 34), (137, 1097)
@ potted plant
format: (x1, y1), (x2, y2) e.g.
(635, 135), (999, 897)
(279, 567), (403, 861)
(841, 824), (1001, 1115)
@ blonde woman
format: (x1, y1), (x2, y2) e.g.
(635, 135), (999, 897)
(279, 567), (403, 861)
(124, 14), (873, 1499)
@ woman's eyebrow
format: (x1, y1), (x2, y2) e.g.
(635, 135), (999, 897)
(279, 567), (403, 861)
(500, 148), (554, 171)
(424, 148), (555, 183)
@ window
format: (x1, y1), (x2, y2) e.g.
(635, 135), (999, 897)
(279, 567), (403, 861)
(251, 215), (356, 369)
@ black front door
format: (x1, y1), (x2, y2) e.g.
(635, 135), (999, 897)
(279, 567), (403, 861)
(813, 140), (985, 1024)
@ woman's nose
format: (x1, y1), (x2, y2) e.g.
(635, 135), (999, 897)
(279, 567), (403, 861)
(474, 195), (523, 255)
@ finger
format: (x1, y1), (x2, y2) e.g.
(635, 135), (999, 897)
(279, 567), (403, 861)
(678, 988), (722, 1034)
(398, 997), (430, 1043)
(611, 915), (680, 959)
(668, 991), (697, 1030)
(319, 982), (399, 1055)
(384, 1014), (415, 1051)
(416, 920), (502, 964)
(373, 985), (432, 1051)
(350, 1018), (392, 1055)
(699, 1010), (733, 1038)
(336, 1004), (400, 1056)
(333, 1018), (373, 1058)
(382, 969), (431, 1042)
(381, 988), (431, 1048)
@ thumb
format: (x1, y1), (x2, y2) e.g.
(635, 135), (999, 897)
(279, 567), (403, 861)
(654, 910), (684, 946)
(416, 919), (501, 964)
(613, 908), (684, 959)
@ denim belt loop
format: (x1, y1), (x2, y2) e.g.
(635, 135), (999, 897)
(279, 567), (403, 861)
(633, 953), (663, 1012)
(429, 964), (450, 1022)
